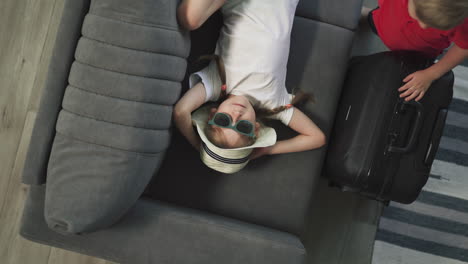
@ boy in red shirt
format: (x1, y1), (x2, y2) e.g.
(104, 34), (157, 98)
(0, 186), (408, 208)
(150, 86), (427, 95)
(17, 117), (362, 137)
(363, 0), (468, 101)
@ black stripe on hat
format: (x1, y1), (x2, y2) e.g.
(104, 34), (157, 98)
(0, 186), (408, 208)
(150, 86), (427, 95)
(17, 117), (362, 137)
(202, 143), (249, 164)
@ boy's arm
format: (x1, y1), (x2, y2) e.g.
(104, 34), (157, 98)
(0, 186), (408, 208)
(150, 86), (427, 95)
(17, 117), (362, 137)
(173, 82), (207, 150)
(399, 44), (468, 101)
(250, 108), (326, 159)
(177, 0), (226, 30)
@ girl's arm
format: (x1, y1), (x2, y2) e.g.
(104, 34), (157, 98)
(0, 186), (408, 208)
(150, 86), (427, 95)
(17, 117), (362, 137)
(399, 44), (468, 101)
(173, 82), (207, 150)
(251, 108), (326, 159)
(178, 0), (226, 30)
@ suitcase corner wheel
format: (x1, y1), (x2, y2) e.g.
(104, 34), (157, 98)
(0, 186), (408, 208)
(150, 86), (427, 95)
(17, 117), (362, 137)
(328, 179), (391, 205)
(328, 180), (360, 193)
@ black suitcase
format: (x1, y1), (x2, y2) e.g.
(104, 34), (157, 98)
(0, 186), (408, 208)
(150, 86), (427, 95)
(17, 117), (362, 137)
(325, 51), (454, 204)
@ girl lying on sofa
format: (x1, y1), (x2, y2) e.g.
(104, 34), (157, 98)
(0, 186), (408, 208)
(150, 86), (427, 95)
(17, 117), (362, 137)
(173, 0), (326, 174)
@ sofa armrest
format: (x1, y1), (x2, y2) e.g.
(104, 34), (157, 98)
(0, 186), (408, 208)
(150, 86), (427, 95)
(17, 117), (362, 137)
(21, 185), (306, 264)
(22, 0), (90, 185)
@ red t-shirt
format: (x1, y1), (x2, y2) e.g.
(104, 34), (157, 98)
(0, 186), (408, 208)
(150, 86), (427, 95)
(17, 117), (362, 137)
(373, 0), (468, 58)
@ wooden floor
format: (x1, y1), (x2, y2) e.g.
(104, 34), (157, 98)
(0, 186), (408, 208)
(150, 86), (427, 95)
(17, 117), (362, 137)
(0, 0), (115, 263)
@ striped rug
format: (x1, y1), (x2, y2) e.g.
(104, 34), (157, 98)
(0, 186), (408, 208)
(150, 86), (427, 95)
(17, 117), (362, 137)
(372, 67), (468, 264)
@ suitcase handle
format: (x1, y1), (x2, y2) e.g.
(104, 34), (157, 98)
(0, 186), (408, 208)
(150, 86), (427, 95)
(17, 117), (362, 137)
(388, 100), (424, 153)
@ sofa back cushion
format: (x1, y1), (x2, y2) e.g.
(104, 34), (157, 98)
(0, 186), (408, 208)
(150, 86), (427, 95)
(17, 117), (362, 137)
(43, 0), (190, 234)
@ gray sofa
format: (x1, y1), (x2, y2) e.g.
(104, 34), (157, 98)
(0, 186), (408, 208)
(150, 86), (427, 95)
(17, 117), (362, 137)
(20, 0), (364, 263)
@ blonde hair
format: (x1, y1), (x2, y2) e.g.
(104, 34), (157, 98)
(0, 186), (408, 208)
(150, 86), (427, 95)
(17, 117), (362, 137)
(254, 90), (315, 118)
(204, 125), (255, 149)
(413, 0), (468, 30)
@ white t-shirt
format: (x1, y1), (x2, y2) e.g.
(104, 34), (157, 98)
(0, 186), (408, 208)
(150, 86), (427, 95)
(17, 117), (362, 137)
(189, 0), (299, 125)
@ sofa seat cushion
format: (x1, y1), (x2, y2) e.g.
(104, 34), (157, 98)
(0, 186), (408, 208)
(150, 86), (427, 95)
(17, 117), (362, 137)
(22, 186), (306, 264)
(147, 14), (358, 236)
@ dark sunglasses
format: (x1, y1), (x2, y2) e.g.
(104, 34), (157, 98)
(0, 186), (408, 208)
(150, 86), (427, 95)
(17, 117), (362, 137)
(208, 112), (256, 138)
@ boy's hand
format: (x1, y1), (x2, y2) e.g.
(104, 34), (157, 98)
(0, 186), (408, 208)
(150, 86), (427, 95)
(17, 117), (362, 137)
(398, 70), (436, 101)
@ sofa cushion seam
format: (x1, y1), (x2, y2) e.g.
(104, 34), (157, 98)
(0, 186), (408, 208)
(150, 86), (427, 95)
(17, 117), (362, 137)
(73, 60), (182, 83)
(67, 84), (174, 107)
(87, 12), (181, 32)
(59, 108), (168, 131)
(54, 131), (164, 156)
(80, 35), (186, 58)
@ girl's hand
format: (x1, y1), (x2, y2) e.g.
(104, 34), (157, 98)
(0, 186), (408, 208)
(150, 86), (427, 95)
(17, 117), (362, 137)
(398, 70), (435, 101)
(250, 146), (273, 160)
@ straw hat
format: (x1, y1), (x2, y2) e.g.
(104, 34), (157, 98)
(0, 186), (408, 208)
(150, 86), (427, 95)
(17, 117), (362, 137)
(192, 106), (277, 174)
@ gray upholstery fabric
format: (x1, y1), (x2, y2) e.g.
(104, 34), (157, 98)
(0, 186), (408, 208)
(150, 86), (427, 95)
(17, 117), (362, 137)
(23, 186), (306, 264)
(22, 0), (90, 185)
(296, 0), (363, 31)
(147, 13), (356, 236)
(45, 134), (165, 233)
(43, 0), (190, 234)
